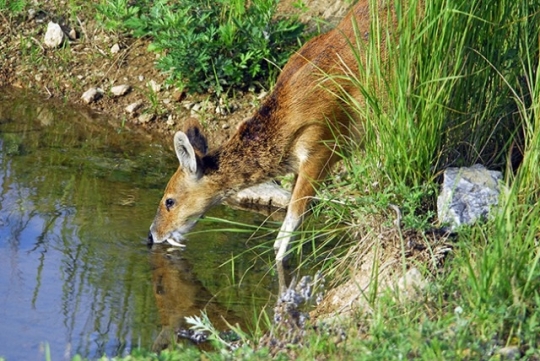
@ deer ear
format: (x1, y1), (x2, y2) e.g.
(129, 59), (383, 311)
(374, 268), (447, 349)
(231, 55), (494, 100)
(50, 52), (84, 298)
(183, 118), (208, 156)
(173, 131), (199, 175)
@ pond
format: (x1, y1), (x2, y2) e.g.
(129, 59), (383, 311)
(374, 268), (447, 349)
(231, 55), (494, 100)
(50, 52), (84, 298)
(0, 88), (281, 360)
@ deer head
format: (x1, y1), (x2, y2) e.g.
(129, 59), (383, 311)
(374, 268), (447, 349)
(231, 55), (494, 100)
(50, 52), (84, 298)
(148, 121), (218, 247)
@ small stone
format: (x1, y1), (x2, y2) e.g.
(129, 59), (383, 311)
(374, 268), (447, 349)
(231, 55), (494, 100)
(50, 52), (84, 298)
(110, 43), (120, 54)
(215, 105), (227, 115)
(221, 123), (230, 130)
(172, 90), (185, 102)
(166, 115), (175, 126)
(125, 100), (143, 114)
(257, 91), (268, 100)
(496, 346), (520, 360)
(81, 87), (103, 104)
(148, 80), (161, 93)
(35, 74), (42, 82)
(138, 113), (154, 123)
(227, 182), (291, 210)
(190, 103), (202, 115)
(110, 84), (131, 97)
(437, 164), (502, 231)
(44, 22), (64, 48)
(182, 101), (194, 110)
(138, 75), (144, 82)
(68, 28), (77, 40)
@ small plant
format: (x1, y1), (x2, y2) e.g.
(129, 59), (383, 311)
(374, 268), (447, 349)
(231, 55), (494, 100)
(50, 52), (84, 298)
(97, 0), (305, 94)
(0, 0), (27, 13)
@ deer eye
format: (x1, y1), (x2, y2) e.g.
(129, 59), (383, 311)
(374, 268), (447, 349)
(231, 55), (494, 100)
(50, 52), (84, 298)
(165, 198), (175, 211)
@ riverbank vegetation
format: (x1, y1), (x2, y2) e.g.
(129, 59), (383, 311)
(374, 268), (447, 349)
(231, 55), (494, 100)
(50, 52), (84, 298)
(96, 0), (307, 95)
(3, 0), (540, 359)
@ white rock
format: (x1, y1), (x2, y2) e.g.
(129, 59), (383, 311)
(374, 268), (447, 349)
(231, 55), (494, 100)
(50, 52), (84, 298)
(437, 164), (502, 231)
(148, 80), (161, 92)
(190, 103), (202, 115)
(81, 87), (103, 104)
(110, 43), (120, 54)
(125, 100), (143, 114)
(44, 22), (64, 48)
(166, 115), (175, 126)
(215, 105), (227, 115)
(496, 346), (520, 360)
(138, 113), (154, 123)
(110, 84), (131, 97)
(228, 182), (291, 210)
(68, 28), (77, 40)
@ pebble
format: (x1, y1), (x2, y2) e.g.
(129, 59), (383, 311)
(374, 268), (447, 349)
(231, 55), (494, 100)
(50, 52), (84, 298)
(496, 346), (520, 360)
(125, 100), (143, 114)
(190, 103), (202, 114)
(148, 80), (161, 93)
(44, 22), (64, 48)
(110, 43), (120, 54)
(81, 87), (103, 104)
(138, 113), (154, 123)
(110, 84), (131, 97)
(215, 105), (227, 115)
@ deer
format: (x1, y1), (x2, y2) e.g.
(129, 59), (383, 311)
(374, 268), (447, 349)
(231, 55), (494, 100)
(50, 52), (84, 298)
(148, 0), (378, 289)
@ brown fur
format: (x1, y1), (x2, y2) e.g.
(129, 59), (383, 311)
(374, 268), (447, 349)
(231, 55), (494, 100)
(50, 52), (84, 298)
(149, 1), (385, 277)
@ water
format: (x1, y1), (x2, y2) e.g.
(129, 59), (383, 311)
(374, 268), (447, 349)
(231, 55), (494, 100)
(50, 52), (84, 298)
(0, 88), (279, 360)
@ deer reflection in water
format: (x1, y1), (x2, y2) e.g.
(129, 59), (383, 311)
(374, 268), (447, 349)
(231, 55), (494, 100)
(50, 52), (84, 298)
(150, 247), (243, 351)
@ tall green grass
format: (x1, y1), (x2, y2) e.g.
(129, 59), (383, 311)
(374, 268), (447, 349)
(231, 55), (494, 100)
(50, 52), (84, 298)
(300, 0), (540, 358)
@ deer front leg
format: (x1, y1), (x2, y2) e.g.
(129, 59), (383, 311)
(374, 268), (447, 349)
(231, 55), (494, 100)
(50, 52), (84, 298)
(275, 173), (314, 292)
(274, 143), (338, 291)
(274, 175), (312, 263)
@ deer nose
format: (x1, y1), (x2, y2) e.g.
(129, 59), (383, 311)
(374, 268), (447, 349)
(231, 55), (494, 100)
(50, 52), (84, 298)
(147, 231), (154, 245)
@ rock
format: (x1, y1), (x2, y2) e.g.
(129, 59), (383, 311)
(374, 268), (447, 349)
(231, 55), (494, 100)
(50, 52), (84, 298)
(182, 101), (194, 110)
(215, 105), (228, 115)
(125, 100), (143, 114)
(110, 43), (120, 54)
(44, 22), (64, 48)
(226, 182), (291, 210)
(496, 346), (520, 360)
(148, 80), (161, 92)
(172, 90), (185, 102)
(67, 28), (77, 40)
(81, 87), (103, 104)
(190, 102), (202, 115)
(138, 113), (154, 123)
(437, 164), (502, 231)
(110, 84), (131, 97)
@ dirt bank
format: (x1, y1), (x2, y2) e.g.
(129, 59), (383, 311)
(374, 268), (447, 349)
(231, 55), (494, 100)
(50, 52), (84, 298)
(0, 0), (350, 146)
